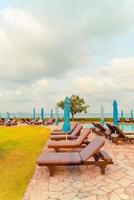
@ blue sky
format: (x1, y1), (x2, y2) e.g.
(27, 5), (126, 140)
(0, 0), (134, 113)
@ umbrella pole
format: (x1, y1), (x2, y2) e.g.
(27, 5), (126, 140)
(66, 132), (67, 141)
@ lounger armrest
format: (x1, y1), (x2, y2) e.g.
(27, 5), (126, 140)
(51, 132), (64, 135)
(53, 129), (63, 132)
(70, 136), (78, 140)
(125, 134), (134, 138)
(99, 150), (112, 162)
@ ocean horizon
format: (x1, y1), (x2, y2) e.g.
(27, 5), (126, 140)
(0, 112), (132, 119)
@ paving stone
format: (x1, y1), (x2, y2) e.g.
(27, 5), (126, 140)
(84, 180), (98, 186)
(48, 184), (63, 192)
(96, 181), (107, 188)
(126, 170), (134, 176)
(49, 177), (59, 184)
(48, 192), (62, 199)
(62, 181), (71, 187)
(113, 171), (126, 180)
(77, 192), (91, 199)
(118, 178), (131, 187)
(96, 175), (104, 181)
(64, 178), (74, 183)
(80, 186), (97, 192)
(104, 178), (115, 183)
(72, 197), (80, 200)
(118, 193), (129, 200)
(107, 182), (121, 190)
(114, 187), (124, 194)
(83, 181), (92, 186)
(73, 181), (84, 189)
(48, 199), (57, 200)
(109, 192), (121, 200)
(81, 196), (97, 200)
(97, 196), (109, 200)
(100, 185), (111, 193)
(125, 185), (134, 196)
(91, 189), (106, 196)
(59, 192), (77, 200)
(22, 128), (134, 200)
(62, 185), (77, 193)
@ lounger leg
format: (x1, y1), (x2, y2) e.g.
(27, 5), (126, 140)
(55, 148), (60, 152)
(115, 138), (119, 145)
(48, 166), (55, 176)
(100, 164), (106, 175)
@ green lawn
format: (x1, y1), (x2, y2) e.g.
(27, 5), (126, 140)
(0, 126), (50, 200)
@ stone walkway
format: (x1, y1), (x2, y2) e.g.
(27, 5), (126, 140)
(23, 126), (134, 200)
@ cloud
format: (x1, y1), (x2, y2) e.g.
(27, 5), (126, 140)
(0, 7), (91, 85)
(73, 77), (99, 94)
(0, 1), (134, 86)
(0, 78), (49, 103)
(73, 76), (116, 94)
(73, 57), (134, 105)
(0, 1), (134, 112)
(102, 57), (134, 91)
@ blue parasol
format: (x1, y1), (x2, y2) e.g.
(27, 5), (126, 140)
(100, 106), (104, 126)
(50, 109), (54, 118)
(113, 100), (118, 125)
(33, 108), (36, 121)
(62, 97), (71, 133)
(55, 107), (59, 126)
(121, 110), (124, 121)
(131, 110), (133, 121)
(40, 108), (44, 121)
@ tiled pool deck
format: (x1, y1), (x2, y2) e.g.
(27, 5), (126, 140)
(23, 125), (134, 200)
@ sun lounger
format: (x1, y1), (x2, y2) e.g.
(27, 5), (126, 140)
(118, 118), (124, 123)
(111, 126), (134, 144)
(96, 123), (106, 132)
(11, 119), (18, 126)
(48, 128), (91, 151)
(92, 123), (102, 135)
(124, 118), (131, 123)
(106, 124), (116, 133)
(0, 119), (5, 126)
(95, 123), (109, 136)
(92, 123), (109, 136)
(5, 120), (12, 126)
(105, 124), (116, 139)
(96, 123), (112, 138)
(50, 124), (82, 140)
(44, 118), (54, 126)
(51, 123), (78, 135)
(37, 137), (113, 176)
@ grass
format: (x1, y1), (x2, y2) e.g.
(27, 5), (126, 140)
(0, 126), (50, 200)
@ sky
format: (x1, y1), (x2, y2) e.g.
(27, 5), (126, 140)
(0, 0), (134, 113)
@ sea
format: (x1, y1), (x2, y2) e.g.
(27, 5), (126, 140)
(0, 112), (132, 119)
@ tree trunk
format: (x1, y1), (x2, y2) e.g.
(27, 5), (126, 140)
(71, 112), (74, 121)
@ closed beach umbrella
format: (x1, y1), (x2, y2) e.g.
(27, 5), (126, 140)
(33, 108), (36, 121)
(62, 97), (71, 133)
(40, 108), (44, 121)
(121, 110), (124, 121)
(113, 100), (118, 125)
(131, 110), (133, 121)
(55, 107), (59, 126)
(18, 112), (21, 119)
(100, 106), (104, 126)
(50, 109), (54, 118)
(6, 112), (10, 121)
